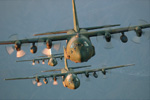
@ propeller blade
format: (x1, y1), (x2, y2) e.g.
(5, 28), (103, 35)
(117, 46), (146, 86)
(37, 82), (42, 87)
(32, 62), (35, 65)
(138, 19), (148, 25)
(37, 38), (45, 46)
(42, 60), (45, 64)
(111, 34), (120, 41)
(96, 34), (102, 42)
(16, 50), (26, 58)
(104, 42), (113, 49)
(49, 77), (53, 82)
(85, 78), (90, 82)
(5, 46), (14, 55)
(42, 48), (52, 56)
(53, 80), (58, 85)
(132, 36), (141, 44)
(8, 34), (18, 40)
(53, 43), (61, 51)
(103, 75), (107, 79)
(143, 30), (150, 39)
(32, 80), (37, 85)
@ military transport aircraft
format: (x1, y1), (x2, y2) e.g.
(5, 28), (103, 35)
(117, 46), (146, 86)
(4, 49), (135, 90)
(0, 0), (150, 63)
(16, 49), (63, 67)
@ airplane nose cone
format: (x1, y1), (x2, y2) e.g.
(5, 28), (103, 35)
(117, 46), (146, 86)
(69, 77), (80, 90)
(75, 49), (89, 62)
(74, 77), (80, 89)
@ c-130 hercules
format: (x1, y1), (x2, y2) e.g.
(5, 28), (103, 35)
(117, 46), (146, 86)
(4, 47), (135, 90)
(0, 0), (149, 63)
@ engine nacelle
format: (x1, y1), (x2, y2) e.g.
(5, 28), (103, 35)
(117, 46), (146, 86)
(30, 45), (37, 54)
(15, 41), (21, 51)
(48, 58), (57, 66)
(85, 71), (89, 78)
(35, 77), (40, 83)
(102, 69), (106, 75)
(105, 31), (111, 42)
(43, 78), (48, 84)
(120, 33), (128, 43)
(93, 72), (98, 78)
(134, 26), (142, 37)
(46, 39), (52, 49)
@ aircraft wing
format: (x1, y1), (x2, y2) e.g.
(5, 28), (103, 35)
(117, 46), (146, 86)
(33, 29), (70, 36)
(33, 24), (121, 36)
(0, 34), (74, 45)
(16, 54), (64, 63)
(4, 73), (67, 80)
(5, 64), (134, 80)
(81, 24), (150, 37)
(0, 24), (149, 45)
(41, 65), (91, 72)
(81, 24), (120, 30)
(72, 64), (135, 75)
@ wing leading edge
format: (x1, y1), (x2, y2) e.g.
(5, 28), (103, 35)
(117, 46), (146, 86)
(0, 24), (149, 45)
(4, 64), (134, 81)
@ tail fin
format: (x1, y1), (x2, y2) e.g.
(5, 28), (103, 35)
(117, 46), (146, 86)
(72, 0), (80, 32)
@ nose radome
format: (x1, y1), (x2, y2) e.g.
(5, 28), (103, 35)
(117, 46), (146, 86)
(74, 50), (88, 63)
(74, 79), (80, 89)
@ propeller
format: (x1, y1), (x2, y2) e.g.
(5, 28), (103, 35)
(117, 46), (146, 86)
(53, 42), (61, 51)
(53, 77), (58, 85)
(37, 82), (43, 87)
(132, 19), (150, 44)
(39, 39), (61, 56)
(32, 80), (43, 87)
(5, 34), (26, 58)
(16, 50), (26, 58)
(53, 80), (58, 85)
(42, 48), (52, 56)
(96, 32), (120, 49)
(85, 78), (90, 82)
(101, 65), (111, 79)
(32, 80), (37, 85)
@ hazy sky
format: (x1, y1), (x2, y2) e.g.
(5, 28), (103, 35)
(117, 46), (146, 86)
(0, 0), (150, 100)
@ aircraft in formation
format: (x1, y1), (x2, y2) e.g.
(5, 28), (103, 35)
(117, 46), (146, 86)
(4, 48), (135, 90)
(0, 0), (150, 90)
(16, 49), (64, 67)
(0, 0), (149, 63)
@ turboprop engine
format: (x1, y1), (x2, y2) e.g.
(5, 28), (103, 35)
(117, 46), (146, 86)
(48, 58), (57, 66)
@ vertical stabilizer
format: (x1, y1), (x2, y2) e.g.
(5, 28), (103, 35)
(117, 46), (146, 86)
(72, 0), (80, 32)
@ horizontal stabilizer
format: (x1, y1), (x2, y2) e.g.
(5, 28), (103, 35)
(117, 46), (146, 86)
(82, 24), (120, 30)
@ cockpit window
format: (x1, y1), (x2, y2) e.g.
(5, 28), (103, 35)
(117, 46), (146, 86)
(71, 41), (89, 48)
(84, 41), (89, 46)
(77, 43), (82, 47)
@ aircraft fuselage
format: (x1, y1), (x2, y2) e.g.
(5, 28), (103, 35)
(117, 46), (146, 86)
(64, 33), (95, 63)
(61, 68), (80, 89)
